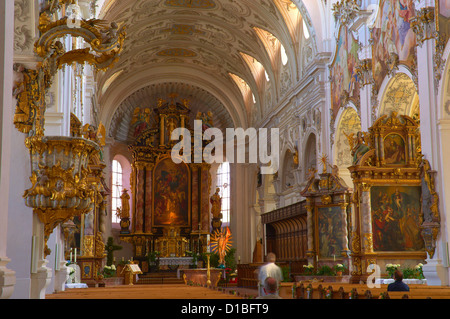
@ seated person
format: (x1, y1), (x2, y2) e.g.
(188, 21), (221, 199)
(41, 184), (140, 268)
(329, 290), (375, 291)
(387, 270), (410, 292)
(256, 277), (283, 299)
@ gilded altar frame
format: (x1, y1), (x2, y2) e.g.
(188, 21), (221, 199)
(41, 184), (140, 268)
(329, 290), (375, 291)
(301, 157), (352, 270)
(348, 112), (435, 283)
(119, 96), (212, 264)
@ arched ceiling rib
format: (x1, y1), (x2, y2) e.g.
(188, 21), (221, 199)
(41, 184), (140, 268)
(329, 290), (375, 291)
(97, 0), (313, 140)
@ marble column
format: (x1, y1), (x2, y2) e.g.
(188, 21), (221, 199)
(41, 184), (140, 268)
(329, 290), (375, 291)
(340, 203), (350, 256)
(144, 164), (153, 233)
(53, 226), (69, 293)
(305, 198), (315, 257)
(134, 164), (145, 233)
(360, 184), (373, 253)
(0, 0), (16, 299)
(30, 214), (52, 299)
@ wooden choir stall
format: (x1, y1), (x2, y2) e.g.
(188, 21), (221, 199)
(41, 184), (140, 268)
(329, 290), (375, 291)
(118, 96), (212, 274)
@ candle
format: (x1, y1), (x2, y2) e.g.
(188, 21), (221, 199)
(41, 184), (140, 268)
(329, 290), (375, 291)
(70, 249), (73, 263)
(333, 254), (335, 262)
(74, 248), (77, 263)
(207, 235), (210, 253)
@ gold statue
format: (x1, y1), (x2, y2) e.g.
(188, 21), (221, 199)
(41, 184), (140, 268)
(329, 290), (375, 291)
(210, 188), (222, 219)
(210, 227), (233, 267)
(120, 189), (130, 219)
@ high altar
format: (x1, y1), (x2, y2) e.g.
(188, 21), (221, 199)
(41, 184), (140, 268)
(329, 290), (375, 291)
(118, 95), (212, 271)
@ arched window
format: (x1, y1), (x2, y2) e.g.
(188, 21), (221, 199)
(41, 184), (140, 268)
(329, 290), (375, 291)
(111, 159), (123, 224)
(280, 44), (288, 66)
(216, 162), (231, 224)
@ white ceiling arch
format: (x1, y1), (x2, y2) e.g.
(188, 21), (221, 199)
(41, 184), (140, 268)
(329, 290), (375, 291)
(97, 0), (320, 139)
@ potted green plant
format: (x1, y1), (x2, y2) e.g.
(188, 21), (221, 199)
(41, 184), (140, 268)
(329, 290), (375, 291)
(302, 263), (315, 275)
(333, 263), (345, 276)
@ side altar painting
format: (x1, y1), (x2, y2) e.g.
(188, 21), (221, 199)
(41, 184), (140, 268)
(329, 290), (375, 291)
(370, 186), (423, 251)
(316, 205), (347, 259)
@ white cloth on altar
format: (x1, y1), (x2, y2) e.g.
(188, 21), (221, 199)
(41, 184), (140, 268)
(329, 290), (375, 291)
(375, 278), (427, 285)
(65, 283), (88, 289)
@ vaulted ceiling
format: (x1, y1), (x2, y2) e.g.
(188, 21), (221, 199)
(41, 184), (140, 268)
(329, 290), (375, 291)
(96, 0), (316, 143)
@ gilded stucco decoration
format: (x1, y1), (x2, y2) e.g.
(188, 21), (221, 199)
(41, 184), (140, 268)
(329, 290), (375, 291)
(13, 1), (125, 257)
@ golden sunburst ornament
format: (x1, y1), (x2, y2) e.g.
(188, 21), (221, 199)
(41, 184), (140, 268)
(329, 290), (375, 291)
(210, 227), (233, 267)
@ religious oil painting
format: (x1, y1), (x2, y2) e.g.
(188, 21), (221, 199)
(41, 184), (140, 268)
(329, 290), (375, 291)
(372, 0), (417, 92)
(371, 186), (424, 252)
(153, 158), (190, 227)
(330, 25), (360, 119)
(383, 133), (406, 165)
(316, 206), (346, 258)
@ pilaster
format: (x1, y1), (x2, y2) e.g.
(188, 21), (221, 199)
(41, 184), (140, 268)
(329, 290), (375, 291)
(413, 2), (449, 285)
(0, 0), (16, 299)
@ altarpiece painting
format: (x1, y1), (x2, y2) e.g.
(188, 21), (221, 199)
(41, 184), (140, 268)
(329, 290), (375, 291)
(153, 158), (190, 227)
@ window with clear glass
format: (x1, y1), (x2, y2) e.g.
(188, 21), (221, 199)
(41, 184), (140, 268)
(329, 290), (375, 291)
(216, 162), (231, 224)
(111, 159), (123, 224)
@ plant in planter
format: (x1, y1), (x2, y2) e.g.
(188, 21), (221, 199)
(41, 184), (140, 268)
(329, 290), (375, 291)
(102, 264), (116, 278)
(105, 237), (122, 266)
(186, 251), (199, 269)
(385, 264), (400, 278)
(302, 263), (315, 275)
(402, 263), (425, 280)
(333, 263), (346, 276)
(316, 265), (335, 276)
(414, 263), (425, 279)
(281, 265), (292, 282)
(148, 251), (161, 272)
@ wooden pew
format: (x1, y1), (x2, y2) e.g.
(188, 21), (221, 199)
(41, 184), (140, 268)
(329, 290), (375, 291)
(294, 280), (450, 299)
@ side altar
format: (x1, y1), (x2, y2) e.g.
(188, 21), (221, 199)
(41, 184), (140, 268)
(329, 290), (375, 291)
(118, 95), (213, 272)
(347, 112), (435, 283)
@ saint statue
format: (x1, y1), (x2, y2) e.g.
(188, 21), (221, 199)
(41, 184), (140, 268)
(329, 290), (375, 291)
(210, 188), (222, 219)
(351, 131), (370, 165)
(120, 189), (130, 219)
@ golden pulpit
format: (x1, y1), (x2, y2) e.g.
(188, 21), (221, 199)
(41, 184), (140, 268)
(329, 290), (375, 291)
(156, 227), (188, 257)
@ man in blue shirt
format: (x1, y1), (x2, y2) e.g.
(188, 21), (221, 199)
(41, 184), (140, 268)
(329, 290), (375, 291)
(387, 270), (410, 291)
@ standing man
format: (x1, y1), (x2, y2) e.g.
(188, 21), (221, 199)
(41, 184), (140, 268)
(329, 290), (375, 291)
(257, 252), (283, 297)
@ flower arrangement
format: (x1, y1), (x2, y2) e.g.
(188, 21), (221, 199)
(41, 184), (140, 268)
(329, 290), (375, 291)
(415, 263), (425, 279)
(402, 263), (425, 279)
(302, 263), (315, 275)
(102, 264), (116, 278)
(385, 263), (400, 278)
(334, 263), (345, 274)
